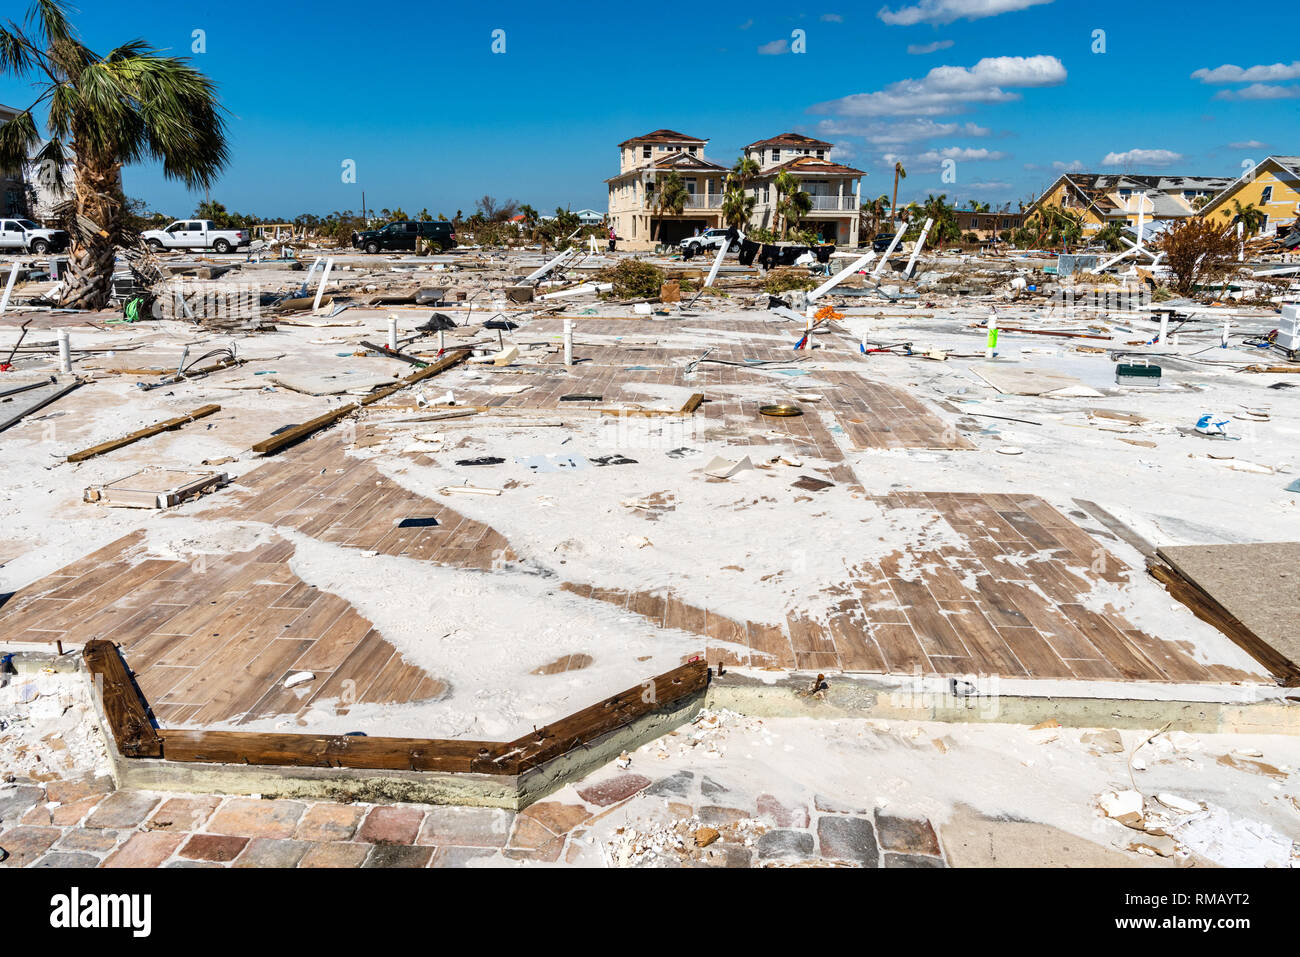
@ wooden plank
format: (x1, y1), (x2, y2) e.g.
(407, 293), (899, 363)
(82, 640), (162, 758)
(159, 729), (514, 773)
(508, 660), (709, 770)
(251, 349), (470, 455)
(66, 405), (220, 462)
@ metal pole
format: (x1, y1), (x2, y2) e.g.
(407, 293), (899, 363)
(0, 261), (18, 314)
(904, 218), (934, 278)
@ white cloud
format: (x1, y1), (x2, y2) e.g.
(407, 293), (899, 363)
(1213, 83), (1300, 101)
(914, 146), (1007, 162)
(758, 39), (789, 55)
(878, 0), (1053, 26)
(821, 13), (844, 21)
(1191, 61), (1300, 84)
(739, 19), (754, 29)
(810, 55), (1065, 117)
(816, 117), (990, 144)
(829, 141), (857, 161)
(1051, 159), (1083, 170)
(965, 180), (1012, 190)
(1101, 148), (1183, 167)
(908, 39), (954, 55)
(1227, 140), (1267, 149)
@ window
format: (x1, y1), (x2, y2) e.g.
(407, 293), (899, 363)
(688, 147), (697, 155)
(643, 145), (651, 159)
(816, 150), (825, 159)
(1260, 186), (1273, 204)
(771, 149), (781, 162)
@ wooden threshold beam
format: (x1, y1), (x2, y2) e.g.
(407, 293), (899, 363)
(82, 639), (163, 758)
(66, 404), (220, 462)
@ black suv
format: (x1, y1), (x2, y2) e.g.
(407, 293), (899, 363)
(871, 231), (899, 252)
(352, 220), (457, 254)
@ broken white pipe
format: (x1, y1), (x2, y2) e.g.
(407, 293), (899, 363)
(387, 314), (398, 351)
(299, 256), (323, 297)
(1158, 312), (1169, 344)
(1238, 220), (1245, 262)
(312, 257), (333, 312)
(985, 312), (997, 360)
(704, 238), (730, 288)
(903, 218), (934, 279)
(563, 317), (573, 367)
(870, 221), (908, 277)
(808, 249), (876, 302)
(1221, 318), (1231, 348)
(57, 328), (71, 373)
(0, 261), (18, 315)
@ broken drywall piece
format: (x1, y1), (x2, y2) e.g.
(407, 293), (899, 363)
(702, 455), (755, 479)
(1098, 789), (1145, 828)
(283, 671), (315, 689)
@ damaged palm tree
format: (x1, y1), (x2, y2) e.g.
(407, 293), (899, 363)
(0, 0), (228, 310)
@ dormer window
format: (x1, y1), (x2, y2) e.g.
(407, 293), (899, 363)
(816, 150), (825, 159)
(772, 148), (781, 162)
(688, 147), (697, 155)
(643, 145), (652, 159)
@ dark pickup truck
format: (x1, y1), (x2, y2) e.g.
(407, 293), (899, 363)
(352, 220), (457, 254)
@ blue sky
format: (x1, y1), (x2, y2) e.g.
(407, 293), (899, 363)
(2, 0), (1297, 219)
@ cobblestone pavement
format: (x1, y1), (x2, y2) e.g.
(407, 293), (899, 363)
(0, 767), (947, 868)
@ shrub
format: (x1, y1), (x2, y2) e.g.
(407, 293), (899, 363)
(763, 267), (817, 294)
(1155, 219), (1240, 295)
(596, 259), (665, 299)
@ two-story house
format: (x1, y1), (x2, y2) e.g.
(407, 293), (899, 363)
(1196, 156), (1300, 238)
(607, 129), (864, 249)
(606, 129), (731, 248)
(742, 133), (863, 245)
(1026, 172), (1233, 236)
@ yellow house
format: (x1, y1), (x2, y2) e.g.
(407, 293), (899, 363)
(1026, 173), (1232, 235)
(1197, 156), (1300, 237)
(606, 129), (731, 250)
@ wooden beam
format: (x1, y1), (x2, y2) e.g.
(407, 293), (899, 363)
(1147, 558), (1299, 686)
(680, 393), (705, 414)
(158, 730), (516, 774)
(508, 659), (709, 771)
(250, 348), (471, 455)
(114, 657), (709, 779)
(82, 640), (162, 758)
(66, 404), (220, 463)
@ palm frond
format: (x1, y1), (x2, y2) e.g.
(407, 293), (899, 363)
(0, 108), (41, 175)
(0, 24), (37, 76)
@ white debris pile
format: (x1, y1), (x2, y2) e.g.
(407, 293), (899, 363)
(0, 670), (110, 782)
(1097, 788), (1296, 866)
(603, 813), (765, 868)
(649, 708), (771, 762)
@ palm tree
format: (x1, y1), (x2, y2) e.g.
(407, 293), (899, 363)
(731, 155), (760, 187)
(651, 170), (689, 241)
(1095, 221), (1126, 252)
(0, 0), (229, 309)
(721, 177), (756, 231)
(860, 194), (889, 238)
(920, 193), (960, 248)
(1229, 199), (1266, 238)
(773, 170), (811, 239)
(891, 162), (907, 225)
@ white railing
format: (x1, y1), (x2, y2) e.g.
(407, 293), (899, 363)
(807, 195), (855, 211)
(684, 194), (724, 209)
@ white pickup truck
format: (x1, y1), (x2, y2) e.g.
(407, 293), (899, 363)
(142, 219), (250, 254)
(0, 218), (70, 254)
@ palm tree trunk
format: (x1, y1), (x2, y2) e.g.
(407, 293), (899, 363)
(60, 155), (124, 311)
(891, 173), (899, 226)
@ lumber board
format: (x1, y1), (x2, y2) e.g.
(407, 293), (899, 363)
(1147, 558), (1299, 686)
(158, 730), (516, 773)
(82, 639), (163, 758)
(250, 348), (470, 456)
(508, 659), (709, 770)
(680, 392), (705, 413)
(66, 404), (220, 462)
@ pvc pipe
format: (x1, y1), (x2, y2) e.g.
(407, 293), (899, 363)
(809, 250), (876, 301)
(563, 317), (573, 367)
(387, 315), (398, 351)
(0, 262), (18, 314)
(704, 239), (730, 288)
(1158, 313), (1169, 344)
(57, 328), (71, 373)
(904, 218), (934, 278)
(871, 221), (908, 277)
(312, 257), (333, 312)
(985, 313), (998, 360)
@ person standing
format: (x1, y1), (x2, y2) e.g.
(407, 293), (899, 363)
(607, 224), (617, 252)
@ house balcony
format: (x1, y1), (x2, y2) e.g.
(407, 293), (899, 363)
(683, 194), (724, 209)
(808, 195), (857, 211)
